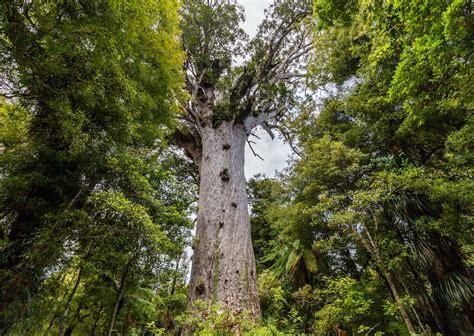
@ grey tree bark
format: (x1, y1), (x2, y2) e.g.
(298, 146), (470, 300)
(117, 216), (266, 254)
(187, 121), (260, 319)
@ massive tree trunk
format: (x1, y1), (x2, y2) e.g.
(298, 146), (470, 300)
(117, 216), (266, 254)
(187, 121), (260, 319)
(179, 0), (312, 323)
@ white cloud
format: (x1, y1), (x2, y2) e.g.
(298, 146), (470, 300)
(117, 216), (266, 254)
(245, 127), (292, 179)
(239, 0), (273, 38)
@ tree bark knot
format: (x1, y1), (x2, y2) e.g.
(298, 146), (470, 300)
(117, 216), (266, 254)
(196, 278), (206, 297)
(222, 144), (231, 150)
(219, 169), (230, 182)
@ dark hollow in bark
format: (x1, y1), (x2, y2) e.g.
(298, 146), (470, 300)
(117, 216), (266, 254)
(220, 169), (230, 182)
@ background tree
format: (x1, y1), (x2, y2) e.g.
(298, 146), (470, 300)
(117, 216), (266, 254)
(248, 0), (473, 334)
(0, 0), (185, 332)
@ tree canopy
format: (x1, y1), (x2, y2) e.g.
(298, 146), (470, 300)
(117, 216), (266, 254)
(248, 0), (473, 334)
(1, 0), (189, 333)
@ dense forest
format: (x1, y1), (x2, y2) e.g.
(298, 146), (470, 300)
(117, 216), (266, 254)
(0, 0), (472, 335)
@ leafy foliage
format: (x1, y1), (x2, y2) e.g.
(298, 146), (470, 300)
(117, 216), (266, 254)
(0, 0), (472, 334)
(0, 0), (189, 333)
(249, 0), (473, 334)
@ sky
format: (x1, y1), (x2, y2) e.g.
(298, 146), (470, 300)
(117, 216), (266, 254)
(240, 0), (271, 38)
(240, 0), (293, 179)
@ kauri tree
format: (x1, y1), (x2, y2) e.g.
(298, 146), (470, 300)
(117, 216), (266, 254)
(176, 0), (314, 319)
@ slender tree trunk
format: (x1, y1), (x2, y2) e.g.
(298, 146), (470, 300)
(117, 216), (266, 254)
(58, 242), (96, 336)
(165, 257), (181, 331)
(58, 268), (83, 336)
(107, 279), (126, 336)
(398, 276), (429, 334)
(352, 225), (416, 334)
(121, 305), (132, 336)
(369, 247), (416, 334)
(382, 267), (416, 334)
(90, 305), (102, 336)
(63, 325), (74, 336)
(170, 255), (181, 296)
(188, 121), (260, 319)
(107, 252), (135, 336)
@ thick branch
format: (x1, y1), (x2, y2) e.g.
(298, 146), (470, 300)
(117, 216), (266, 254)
(171, 128), (202, 163)
(243, 103), (277, 133)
